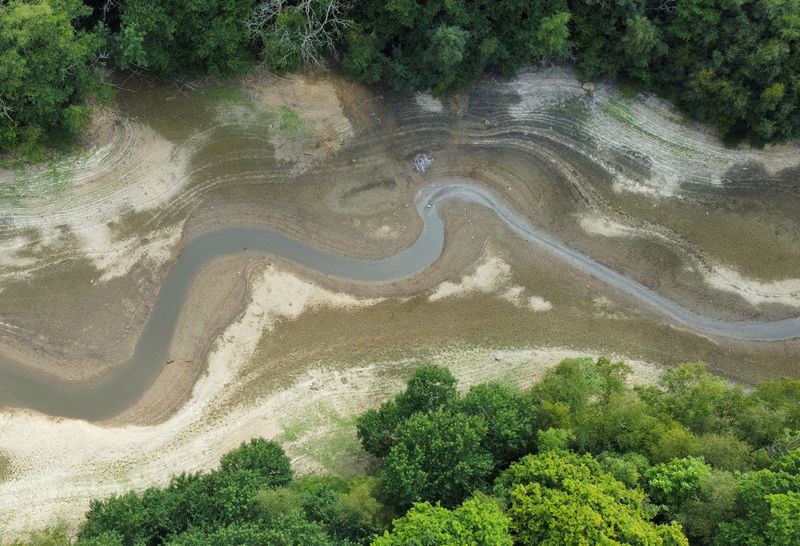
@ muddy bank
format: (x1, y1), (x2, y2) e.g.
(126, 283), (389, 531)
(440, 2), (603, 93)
(0, 65), (798, 412)
(0, 261), (665, 538)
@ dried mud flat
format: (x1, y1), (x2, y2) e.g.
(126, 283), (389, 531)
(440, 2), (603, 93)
(1, 67), (799, 537)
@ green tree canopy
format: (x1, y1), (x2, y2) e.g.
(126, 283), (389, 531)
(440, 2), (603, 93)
(379, 410), (493, 509)
(219, 438), (293, 487)
(457, 382), (538, 466)
(495, 451), (689, 545)
(372, 495), (513, 546)
(114, 0), (258, 79)
(0, 0), (103, 153)
(341, 0), (572, 95)
(357, 365), (458, 457)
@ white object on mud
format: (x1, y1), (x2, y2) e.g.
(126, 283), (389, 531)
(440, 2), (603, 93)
(414, 153), (432, 173)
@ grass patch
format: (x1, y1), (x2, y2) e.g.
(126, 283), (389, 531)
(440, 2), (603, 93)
(600, 99), (637, 127)
(278, 106), (306, 136)
(0, 161), (72, 205)
(280, 402), (370, 477)
(0, 451), (12, 482)
(202, 85), (250, 104)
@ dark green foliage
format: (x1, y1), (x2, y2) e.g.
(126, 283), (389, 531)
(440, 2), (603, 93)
(341, 0), (572, 95)
(379, 410), (494, 509)
(356, 365), (458, 457)
(219, 438), (293, 487)
(714, 450), (800, 546)
(114, 0), (258, 79)
(245, 0), (353, 72)
(78, 441), (293, 544)
(0, 0), (104, 153)
(571, 0), (800, 144)
(669, 469), (738, 545)
(165, 515), (334, 546)
(597, 451), (651, 489)
(338, 0), (800, 144)
(458, 382), (538, 465)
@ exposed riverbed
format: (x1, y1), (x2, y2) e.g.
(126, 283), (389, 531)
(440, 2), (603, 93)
(0, 67), (798, 537)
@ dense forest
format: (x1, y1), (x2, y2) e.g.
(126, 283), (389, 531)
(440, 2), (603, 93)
(8, 359), (800, 545)
(1, 0), (799, 155)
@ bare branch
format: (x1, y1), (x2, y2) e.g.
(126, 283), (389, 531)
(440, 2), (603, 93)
(245, 0), (352, 69)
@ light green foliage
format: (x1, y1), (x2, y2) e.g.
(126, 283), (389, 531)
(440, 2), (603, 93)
(531, 357), (630, 418)
(496, 451), (689, 545)
(536, 428), (575, 453)
(739, 378), (800, 451)
(7, 523), (72, 546)
(372, 495), (513, 546)
(644, 364), (746, 436)
(764, 492), (800, 546)
(536, 12), (571, 58)
(0, 0), (103, 153)
(278, 106), (305, 136)
(380, 411), (493, 509)
(645, 457), (713, 509)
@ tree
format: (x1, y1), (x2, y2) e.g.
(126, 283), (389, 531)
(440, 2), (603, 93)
(645, 456), (713, 510)
(114, 0), (258, 78)
(245, 0), (353, 71)
(357, 365), (459, 457)
(530, 358), (629, 421)
(458, 382), (538, 466)
(496, 451), (688, 545)
(764, 492), (800, 546)
(341, 0), (573, 95)
(677, 470), (738, 544)
(219, 438), (293, 487)
(165, 516), (334, 546)
(714, 449), (800, 545)
(639, 363), (750, 437)
(379, 411), (493, 509)
(0, 0), (103, 153)
(373, 495), (513, 546)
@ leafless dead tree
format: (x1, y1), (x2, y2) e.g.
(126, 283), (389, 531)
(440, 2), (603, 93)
(245, 0), (352, 69)
(647, 0), (677, 14)
(0, 97), (14, 123)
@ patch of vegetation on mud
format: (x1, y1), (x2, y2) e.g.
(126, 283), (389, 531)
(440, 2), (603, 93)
(0, 451), (12, 482)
